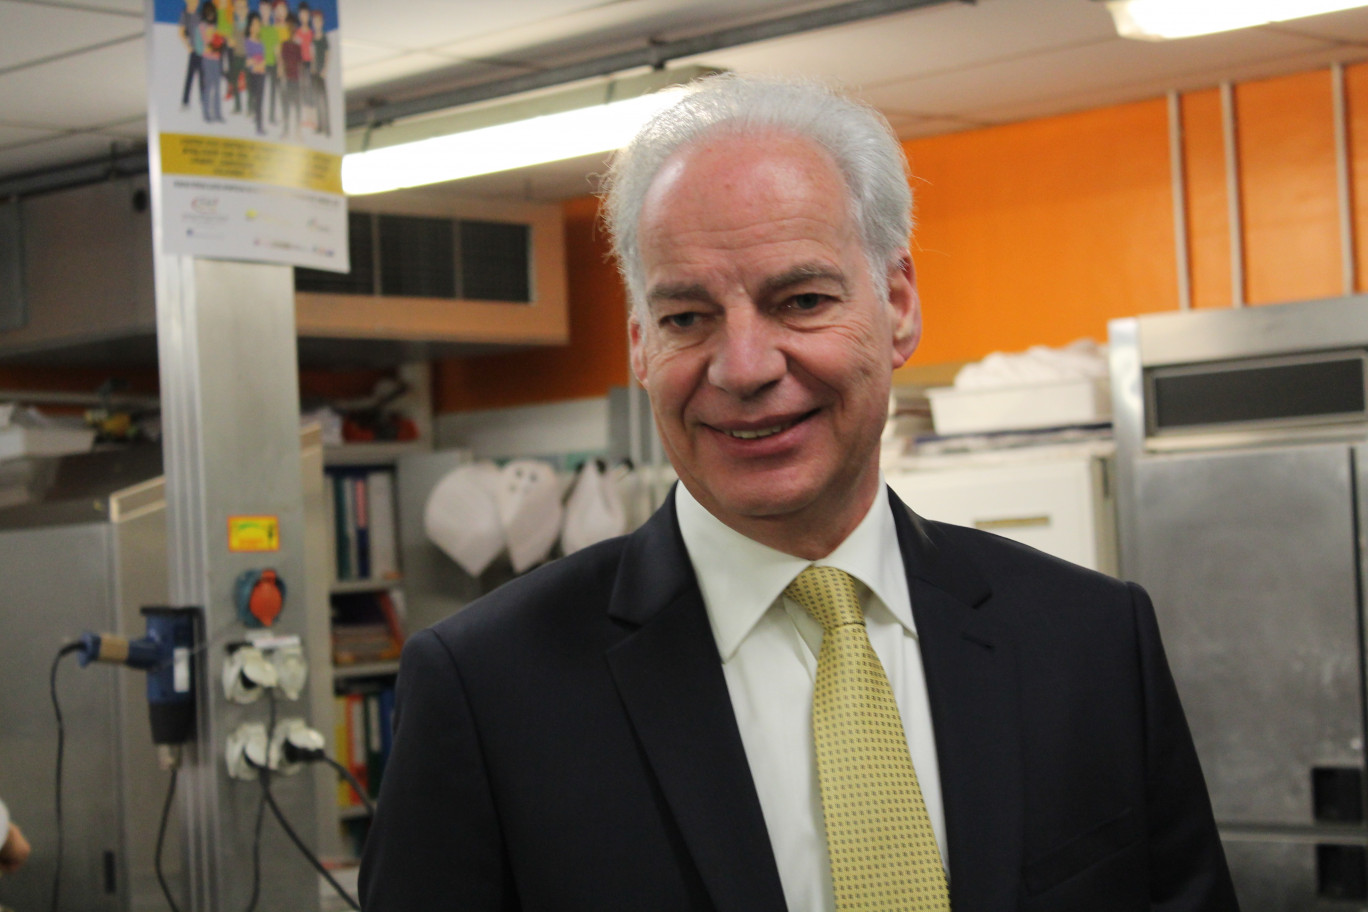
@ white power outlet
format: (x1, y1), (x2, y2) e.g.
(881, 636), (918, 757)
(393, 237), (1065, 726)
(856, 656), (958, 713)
(222, 646), (278, 704)
(271, 645), (308, 701)
(225, 722), (270, 780)
(269, 718), (326, 774)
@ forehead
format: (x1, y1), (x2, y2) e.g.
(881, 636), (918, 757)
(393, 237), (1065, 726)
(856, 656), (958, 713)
(638, 130), (856, 266)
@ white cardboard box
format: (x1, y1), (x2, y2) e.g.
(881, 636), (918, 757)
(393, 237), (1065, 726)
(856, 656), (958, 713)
(0, 424), (96, 460)
(926, 378), (1111, 436)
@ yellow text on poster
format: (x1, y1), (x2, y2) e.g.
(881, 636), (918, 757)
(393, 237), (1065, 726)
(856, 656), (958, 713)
(160, 133), (342, 194)
(228, 516), (281, 553)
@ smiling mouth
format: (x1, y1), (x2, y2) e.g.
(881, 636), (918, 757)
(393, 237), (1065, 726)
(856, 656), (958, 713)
(717, 411), (814, 440)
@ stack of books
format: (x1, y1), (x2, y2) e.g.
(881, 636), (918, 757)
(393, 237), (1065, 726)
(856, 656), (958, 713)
(327, 467), (399, 582)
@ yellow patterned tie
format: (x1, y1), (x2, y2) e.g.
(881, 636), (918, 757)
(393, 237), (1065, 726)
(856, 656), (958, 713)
(785, 566), (950, 911)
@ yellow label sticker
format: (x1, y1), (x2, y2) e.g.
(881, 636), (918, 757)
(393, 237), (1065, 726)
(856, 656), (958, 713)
(160, 133), (343, 194)
(228, 516), (281, 553)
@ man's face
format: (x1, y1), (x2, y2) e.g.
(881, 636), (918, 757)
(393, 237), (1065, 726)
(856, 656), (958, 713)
(630, 131), (920, 548)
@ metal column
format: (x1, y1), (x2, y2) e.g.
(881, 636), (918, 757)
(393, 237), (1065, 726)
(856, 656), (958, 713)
(153, 252), (320, 911)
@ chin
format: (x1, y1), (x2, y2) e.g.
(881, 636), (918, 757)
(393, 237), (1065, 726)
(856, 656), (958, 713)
(708, 475), (828, 523)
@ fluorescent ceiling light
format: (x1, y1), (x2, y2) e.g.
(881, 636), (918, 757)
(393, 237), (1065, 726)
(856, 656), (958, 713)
(1105, 0), (1368, 40)
(343, 84), (688, 195)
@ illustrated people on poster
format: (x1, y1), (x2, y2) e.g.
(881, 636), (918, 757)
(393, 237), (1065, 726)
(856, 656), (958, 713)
(245, 10), (266, 135)
(179, 0), (203, 110)
(198, 1), (225, 123)
(310, 7), (329, 136)
(277, 11), (304, 139)
(296, 1), (315, 126)
(225, 0), (249, 114)
(262, 0), (284, 125)
(215, 0), (234, 108)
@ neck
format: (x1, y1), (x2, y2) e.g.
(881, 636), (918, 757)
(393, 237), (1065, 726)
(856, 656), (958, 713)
(706, 480), (882, 561)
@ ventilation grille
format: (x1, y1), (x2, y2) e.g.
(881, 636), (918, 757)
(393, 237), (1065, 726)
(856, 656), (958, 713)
(296, 213), (532, 302)
(1148, 351), (1368, 434)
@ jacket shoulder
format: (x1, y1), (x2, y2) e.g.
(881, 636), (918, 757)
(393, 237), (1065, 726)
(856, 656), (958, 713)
(424, 534), (632, 648)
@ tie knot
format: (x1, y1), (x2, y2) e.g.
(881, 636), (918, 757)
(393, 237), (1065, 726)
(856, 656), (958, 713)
(785, 566), (864, 632)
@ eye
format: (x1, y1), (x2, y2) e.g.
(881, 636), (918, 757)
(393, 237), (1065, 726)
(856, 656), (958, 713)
(662, 311), (699, 329)
(789, 292), (828, 311)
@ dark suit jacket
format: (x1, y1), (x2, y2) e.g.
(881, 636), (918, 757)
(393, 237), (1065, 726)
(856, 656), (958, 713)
(360, 487), (1238, 911)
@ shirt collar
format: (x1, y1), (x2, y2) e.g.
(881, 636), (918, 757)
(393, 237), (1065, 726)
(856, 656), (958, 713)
(675, 477), (915, 662)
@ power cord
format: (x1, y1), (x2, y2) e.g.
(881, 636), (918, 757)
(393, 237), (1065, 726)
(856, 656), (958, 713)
(154, 755), (182, 912)
(49, 642), (81, 912)
(245, 694), (359, 912)
(249, 762), (360, 911)
(243, 691), (278, 912)
(319, 755), (375, 817)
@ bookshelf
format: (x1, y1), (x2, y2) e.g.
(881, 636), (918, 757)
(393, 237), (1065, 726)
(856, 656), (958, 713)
(322, 441), (421, 856)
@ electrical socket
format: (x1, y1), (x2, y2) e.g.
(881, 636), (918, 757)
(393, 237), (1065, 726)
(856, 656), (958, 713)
(222, 646), (278, 704)
(270, 645), (308, 700)
(269, 718), (326, 774)
(225, 722), (270, 780)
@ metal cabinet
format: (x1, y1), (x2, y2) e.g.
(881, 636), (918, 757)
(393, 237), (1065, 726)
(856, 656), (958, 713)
(1111, 297), (1368, 910)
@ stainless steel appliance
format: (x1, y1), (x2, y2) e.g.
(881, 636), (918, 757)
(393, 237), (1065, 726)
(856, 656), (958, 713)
(1111, 296), (1368, 910)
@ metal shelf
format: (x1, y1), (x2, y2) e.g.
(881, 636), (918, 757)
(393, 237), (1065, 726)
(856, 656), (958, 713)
(323, 441), (425, 466)
(332, 660), (401, 679)
(329, 577), (402, 594)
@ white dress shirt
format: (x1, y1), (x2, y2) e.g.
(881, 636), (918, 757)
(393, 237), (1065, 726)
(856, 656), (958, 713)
(674, 479), (947, 912)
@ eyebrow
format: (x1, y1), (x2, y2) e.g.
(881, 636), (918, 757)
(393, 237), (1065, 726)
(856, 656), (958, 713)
(647, 282), (713, 308)
(646, 263), (849, 311)
(759, 263), (849, 299)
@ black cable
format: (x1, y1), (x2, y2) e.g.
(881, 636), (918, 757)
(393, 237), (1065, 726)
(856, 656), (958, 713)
(243, 692), (278, 912)
(242, 783), (266, 912)
(321, 755), (375, 817)
(49, 642), (81, 912)
(154, 764), (182, 912)
(258, 770), (360, 911)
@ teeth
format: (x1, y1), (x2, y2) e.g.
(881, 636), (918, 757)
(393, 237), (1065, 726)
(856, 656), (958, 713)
(725, 422), (791, 440)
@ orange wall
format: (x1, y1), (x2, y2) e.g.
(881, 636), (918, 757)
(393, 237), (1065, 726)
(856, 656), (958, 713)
(902, 98), (1179, 367)
(1237, 70), (1340, 305)
(433, 194), (630, 412)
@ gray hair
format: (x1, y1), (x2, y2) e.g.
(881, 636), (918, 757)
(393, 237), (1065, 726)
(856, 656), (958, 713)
(602, 73), (913, 316)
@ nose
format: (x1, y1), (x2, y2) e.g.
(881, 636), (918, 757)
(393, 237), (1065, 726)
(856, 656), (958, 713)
(706, 309), (786, 399)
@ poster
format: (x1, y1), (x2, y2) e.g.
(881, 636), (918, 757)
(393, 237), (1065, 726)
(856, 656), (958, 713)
(147, 0), (348, 272)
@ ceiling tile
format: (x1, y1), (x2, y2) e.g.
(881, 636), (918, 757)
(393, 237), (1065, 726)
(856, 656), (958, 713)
(341, 0), (606, 55)
(338, 39), (410, 69)
(0, 0), (140, 72)
(0, 36), (145, 129)
(37, 0), (144, 14)
(676, 0), (1120, 89)
(857, 25), (1337, 122)
(969, 45), (1368, 125)
(1266, 7), (1368, 45)
(430, 0), (840, 64)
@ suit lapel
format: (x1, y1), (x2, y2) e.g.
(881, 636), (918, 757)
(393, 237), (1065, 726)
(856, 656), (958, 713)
(605, 494), (788, 912)
(891, 489), (1025, 911)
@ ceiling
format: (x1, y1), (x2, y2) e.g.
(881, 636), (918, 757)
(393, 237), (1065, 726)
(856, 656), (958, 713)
(4, 0), (1368, 202)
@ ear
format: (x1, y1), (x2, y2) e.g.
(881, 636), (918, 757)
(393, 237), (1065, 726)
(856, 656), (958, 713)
(628, 312), (649, 387)
(887, 253), (921, 368)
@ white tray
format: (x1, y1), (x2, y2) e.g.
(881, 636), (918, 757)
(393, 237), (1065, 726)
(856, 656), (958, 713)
(927, 378), (1111, 436)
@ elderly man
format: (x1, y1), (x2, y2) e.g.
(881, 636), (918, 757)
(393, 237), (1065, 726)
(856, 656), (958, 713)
(361, 75), (1238, 912)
